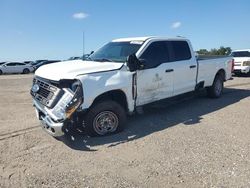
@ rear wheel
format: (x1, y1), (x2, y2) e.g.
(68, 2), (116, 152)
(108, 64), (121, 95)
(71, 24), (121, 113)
(84, 100), (126, 137)
(0, 70), (2, 75)
(207, 75), (224, 98)
(23, 68), (30, 74)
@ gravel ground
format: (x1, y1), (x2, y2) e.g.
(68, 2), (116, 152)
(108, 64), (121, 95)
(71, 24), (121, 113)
(0, 74), (249, 188)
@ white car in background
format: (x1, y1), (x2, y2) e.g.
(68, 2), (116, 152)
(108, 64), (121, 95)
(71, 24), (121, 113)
(231, 49), (250, 75)
(0, 62), (34, 75)
(0, 62), (6, 66)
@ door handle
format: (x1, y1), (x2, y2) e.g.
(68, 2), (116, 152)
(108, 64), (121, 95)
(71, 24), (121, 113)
(165, 69), (174, 73)
(189, 65), (196, 69)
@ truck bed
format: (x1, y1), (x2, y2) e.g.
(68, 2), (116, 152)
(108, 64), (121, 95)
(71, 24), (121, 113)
(197, 56), (232, 87)
(197, 55), (230, 60)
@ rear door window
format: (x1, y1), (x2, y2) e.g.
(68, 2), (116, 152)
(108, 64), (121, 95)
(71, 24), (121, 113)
(16, 63), (25, 66)
(170, 41), (191, 61)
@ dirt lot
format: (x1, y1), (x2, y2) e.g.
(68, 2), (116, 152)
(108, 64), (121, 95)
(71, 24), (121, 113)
(0, 74), (249, 188)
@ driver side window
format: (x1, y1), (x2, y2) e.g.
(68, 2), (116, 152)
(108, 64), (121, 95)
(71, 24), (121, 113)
(140, 41), (170, 69)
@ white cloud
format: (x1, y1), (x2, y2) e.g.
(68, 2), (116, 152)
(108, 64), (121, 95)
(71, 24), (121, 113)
(171, 22), (182, 29)
(72, 12), (89, 19)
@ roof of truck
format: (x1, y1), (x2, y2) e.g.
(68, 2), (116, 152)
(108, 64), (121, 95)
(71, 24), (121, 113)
(112, 36), (186, 42)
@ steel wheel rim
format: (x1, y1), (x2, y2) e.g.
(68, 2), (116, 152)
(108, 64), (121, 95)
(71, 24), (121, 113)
(93, 111), (118, 135)
(215, 79), (222, 95)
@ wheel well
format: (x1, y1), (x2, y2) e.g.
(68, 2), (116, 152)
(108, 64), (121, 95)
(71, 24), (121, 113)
(216, 69), (226, 81)
(92, 90), (128, 112)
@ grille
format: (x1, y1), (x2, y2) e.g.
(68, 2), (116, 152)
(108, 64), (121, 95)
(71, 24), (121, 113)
(234, 62), (242, 66)
(31, 78), (62, 108)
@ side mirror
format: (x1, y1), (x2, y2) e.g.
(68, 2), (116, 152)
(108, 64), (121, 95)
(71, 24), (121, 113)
(138, 59), (146, 70)
(126, 54), (143, 72)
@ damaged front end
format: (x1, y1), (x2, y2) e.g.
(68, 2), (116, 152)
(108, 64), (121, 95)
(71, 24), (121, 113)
(30, 77), (83, 137)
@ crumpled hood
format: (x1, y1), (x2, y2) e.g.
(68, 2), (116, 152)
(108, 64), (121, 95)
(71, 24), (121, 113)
(35, 60), (124, 81)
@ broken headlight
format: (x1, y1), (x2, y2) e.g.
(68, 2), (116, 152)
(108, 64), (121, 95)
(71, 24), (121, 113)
(65, 80), (83, 119)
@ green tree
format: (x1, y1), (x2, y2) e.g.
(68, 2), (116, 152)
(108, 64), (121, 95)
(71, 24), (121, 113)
(225, 47), (232, 55)
(196, 49), (209, 55)
(197, 46), (232, 56)
(210, 48), (218, 55)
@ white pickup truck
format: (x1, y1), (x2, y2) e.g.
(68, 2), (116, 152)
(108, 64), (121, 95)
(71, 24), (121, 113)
(30, 37), (233, 137)
(231, 49), (250, 75)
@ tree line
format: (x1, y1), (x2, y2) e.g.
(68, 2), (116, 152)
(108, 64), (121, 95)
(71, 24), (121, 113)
(196, 46), (232, 56)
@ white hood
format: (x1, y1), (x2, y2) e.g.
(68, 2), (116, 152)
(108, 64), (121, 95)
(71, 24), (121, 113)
(233, 57), (250, 63)
(35, 60), (124, 81)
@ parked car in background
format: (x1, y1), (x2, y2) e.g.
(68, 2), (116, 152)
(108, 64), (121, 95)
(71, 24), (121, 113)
(31, 60), (48, 67)
(23, 61), (34, 64)
(67, 54), (90, 61)
(231, 49), (250, 75)
(0, 62), (34, 75)
(82, 54), (90, 60)
(68, 56), (81, 60)
(33, 60), (61, 71)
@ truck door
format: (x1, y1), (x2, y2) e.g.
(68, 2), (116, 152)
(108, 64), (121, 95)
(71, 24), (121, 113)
(136, 41), (174, 106)
(169, 41), (197, 95)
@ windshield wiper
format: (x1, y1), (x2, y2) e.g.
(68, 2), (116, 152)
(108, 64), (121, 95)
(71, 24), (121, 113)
(93, 58), (113, 62)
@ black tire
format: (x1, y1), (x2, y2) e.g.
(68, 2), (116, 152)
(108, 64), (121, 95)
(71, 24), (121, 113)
(23, 68), (30, 74)
(84, 100), (126, 137)
(0, 70), (2, 75)
(207, 74), (224, 98)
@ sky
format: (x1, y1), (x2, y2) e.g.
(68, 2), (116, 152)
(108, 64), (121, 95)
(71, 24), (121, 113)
(1, 0), (250, 61)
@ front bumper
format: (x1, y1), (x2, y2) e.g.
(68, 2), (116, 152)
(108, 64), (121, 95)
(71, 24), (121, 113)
(233, 66), (250, 74)
(33, 99), (65, 137)
(31, 77), (84, 137)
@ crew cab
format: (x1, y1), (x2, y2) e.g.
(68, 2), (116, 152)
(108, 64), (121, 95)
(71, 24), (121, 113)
(30, 37), (233, 137)
(231, 49), (250, 75)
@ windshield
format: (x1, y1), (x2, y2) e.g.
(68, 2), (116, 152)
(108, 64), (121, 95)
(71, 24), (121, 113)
(88, 41), (143, 62)
(231, 51), (250, 57)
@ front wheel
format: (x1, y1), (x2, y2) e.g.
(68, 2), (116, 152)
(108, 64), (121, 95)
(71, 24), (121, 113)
(207, 75), (224, 98)
(84, 100), (126, 137)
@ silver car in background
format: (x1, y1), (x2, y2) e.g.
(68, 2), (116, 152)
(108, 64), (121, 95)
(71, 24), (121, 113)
(0, 62), (34, 75)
